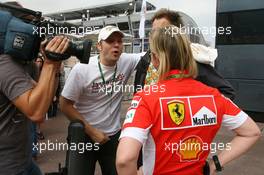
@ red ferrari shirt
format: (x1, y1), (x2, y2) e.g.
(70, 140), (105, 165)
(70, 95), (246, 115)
(121, 70), (248, 175)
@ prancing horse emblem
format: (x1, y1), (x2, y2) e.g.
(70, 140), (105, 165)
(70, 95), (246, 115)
(167, 100), (185, 125)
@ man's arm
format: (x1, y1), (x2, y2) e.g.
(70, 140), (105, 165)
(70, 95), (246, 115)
(196, 62), (236, 100)
(12, 36), (68, 122)
(134, 51), (151, 92)
(59, 96), (109, 144)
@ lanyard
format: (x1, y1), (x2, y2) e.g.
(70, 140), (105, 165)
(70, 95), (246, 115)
(166, 72), (189, 80)
(167, 74), (184, 79)
(98, 57), (117, 96)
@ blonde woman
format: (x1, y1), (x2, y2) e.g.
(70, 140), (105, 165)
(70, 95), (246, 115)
(116, 26), (261, 175)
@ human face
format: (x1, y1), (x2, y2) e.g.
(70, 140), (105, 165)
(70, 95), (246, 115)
(152, 18), (171, 30)
(97, 32), (123, 66)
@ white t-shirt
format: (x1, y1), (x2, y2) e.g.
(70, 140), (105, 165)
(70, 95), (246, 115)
(61, 53), (143, 136)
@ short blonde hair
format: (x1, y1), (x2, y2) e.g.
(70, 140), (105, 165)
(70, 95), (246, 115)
(149, 25), (197, 81)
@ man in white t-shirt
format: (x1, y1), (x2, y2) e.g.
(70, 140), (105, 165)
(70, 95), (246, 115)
(60, 26), (143, 175)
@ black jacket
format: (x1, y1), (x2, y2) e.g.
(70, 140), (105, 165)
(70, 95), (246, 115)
(134, 52), (235, 100)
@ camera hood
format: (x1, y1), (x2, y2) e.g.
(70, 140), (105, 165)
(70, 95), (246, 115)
(0, 2), (42, 23)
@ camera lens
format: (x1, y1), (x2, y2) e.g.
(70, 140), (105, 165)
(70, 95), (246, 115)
(65, 39), (92, 64)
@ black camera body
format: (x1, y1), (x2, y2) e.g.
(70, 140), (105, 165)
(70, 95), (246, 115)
(0, 3), (92, 63)
(0, 10), (41, 61)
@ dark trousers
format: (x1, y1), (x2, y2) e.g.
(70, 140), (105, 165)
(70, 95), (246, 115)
(47, 101), (58, 118)
(84, 131), (120, 175)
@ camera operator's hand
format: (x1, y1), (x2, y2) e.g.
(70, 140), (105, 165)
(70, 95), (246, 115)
(41, 36), (69, 65)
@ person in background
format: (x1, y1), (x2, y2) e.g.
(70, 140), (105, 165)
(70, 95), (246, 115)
(60, 25), (144, 175)
(134, 8), (235, 100)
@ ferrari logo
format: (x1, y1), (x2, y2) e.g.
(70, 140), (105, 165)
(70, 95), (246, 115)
(167, 100), (185, 125)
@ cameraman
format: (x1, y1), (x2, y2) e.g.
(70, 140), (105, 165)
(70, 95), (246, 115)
(0, 31), (69, 175)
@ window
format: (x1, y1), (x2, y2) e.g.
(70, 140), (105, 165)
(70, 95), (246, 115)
(132, 21), (140, 29)
(216, 9), (264, 45)
(118, 22), (129, 30)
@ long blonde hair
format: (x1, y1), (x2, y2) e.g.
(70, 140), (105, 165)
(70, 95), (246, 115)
(149, 25), (197, 81)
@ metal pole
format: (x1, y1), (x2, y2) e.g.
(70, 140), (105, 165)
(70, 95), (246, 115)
(141, 38), (144, 52)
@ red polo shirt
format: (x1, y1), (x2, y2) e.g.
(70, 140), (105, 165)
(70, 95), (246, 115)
(121, 70), (248, 175)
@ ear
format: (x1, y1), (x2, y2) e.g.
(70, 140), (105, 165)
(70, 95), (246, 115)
(96, 42), (102, 51)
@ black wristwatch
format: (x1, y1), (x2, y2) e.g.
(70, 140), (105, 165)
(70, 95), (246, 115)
(212, 155), (223, 172)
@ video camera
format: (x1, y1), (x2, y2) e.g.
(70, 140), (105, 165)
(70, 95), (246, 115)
(0, 2), (92, 63)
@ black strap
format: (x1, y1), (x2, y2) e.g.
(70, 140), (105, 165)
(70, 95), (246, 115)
(45, 51), (70, 61)
(212, 155), (223, 172)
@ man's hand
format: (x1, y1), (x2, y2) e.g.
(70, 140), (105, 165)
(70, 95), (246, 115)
(41, 36), (69, 66)
(85, 127), (110, 144)
(45, 36), (69, 54)
(60, 97), (110, 144)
